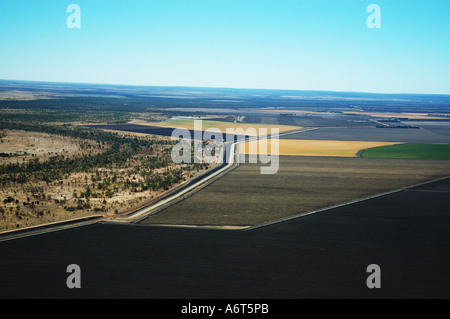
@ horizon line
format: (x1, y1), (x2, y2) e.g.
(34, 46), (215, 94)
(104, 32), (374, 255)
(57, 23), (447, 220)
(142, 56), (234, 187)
(1, 78), (450, 97)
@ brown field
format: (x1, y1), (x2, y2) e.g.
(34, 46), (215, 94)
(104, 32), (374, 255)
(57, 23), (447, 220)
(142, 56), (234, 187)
(0, 130), (82, 164)
(240, 139), (401, 157)
(138, 118), (300, 136)
(0, 90), (59, 101)
(262, 109), (446, 120)
(346, 111), (447, 120)
(139, 156), (450, 227)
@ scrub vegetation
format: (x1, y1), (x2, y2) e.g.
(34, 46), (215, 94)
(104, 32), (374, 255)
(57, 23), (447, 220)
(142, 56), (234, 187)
(0, 122), (210, 231)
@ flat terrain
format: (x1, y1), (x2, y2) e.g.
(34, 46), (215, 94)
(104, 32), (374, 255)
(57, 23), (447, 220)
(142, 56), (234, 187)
(88, 123), (248, 141)
(0, 177), (448, 299)
(361, 143), (450, 160)
(87, 124), (178, 137)
(280, 127), (450, 143)
(263, 109), (449, 120)
(139, 156), (450, 227)
(1, 81), (449, 299)
(243, 114), (375, 127)
(0, 130), (81, 164)
(405, 120), (450, 138)
(148, 118), (301, 136)
(341, 111), (447, 120)
(240, 139), (400, 157)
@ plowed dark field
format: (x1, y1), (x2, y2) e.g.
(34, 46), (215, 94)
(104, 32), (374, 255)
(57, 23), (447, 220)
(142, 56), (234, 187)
(0, 177), (449, 299)
(140, 156), (450, 227)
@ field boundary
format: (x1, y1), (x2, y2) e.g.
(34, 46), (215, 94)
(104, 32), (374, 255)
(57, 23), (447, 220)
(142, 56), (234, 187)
(130, 162), (241, 224)
(108, 141), (241, 223)
(245, 175), (450, 232)
(356, 148), (367, 158)
(0, 215), (104, 243)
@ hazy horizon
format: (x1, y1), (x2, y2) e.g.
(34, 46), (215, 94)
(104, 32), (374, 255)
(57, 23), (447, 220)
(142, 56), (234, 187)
(2, 78), (450, 98)
(1, 0), (449, 95)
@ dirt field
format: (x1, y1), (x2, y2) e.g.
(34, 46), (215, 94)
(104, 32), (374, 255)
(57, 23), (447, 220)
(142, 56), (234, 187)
(143, 118), (300, 136)
(0, 130), (81, 164)
(345, 111), (447, 120)
(1, 178), (449, 298)
(0, 90), (59, 100)
(262, 109), (447, 120)
(139, 156), (450, 227)
(279, 127), (449, 143)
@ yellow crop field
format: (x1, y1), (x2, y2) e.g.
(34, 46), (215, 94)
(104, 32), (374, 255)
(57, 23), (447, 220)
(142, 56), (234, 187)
(240, 139), (402, 157)
(148, 119), (300, 136)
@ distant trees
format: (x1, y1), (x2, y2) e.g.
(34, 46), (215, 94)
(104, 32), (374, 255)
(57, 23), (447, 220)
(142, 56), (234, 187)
(0, 122), (178, 185)
(0, 121), (211, 223)
(3, 196), (15, 204)
(0, 121), (200, 204)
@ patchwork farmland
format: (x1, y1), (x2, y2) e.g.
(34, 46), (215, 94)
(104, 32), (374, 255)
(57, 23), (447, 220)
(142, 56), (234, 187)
(139, 156), (450, 227)
(89, 111), (450, 228)
(1, 81), (450, 301)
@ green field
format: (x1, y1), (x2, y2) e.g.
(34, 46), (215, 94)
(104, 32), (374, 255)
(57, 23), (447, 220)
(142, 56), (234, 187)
(361, 143), (450, 160)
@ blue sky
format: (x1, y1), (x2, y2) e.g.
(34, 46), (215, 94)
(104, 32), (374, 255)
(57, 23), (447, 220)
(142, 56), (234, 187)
(0, 0), (449, 94)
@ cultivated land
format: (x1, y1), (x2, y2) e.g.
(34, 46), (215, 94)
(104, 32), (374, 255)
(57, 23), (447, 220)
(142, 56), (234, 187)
(262, 109), (449, 120)
(1, 81), (450, 299)
(243, 114), (375, 127)
(147, 118), (300, 136)
(240, 139), (401, 157)
(279, 127), (450, 143)
(1, 82), (450, 230)
(400, 120), (450, 138)
(139, 156), (450, 228)
(361, 143), (450, 160)
(1, 177), (449, 299)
